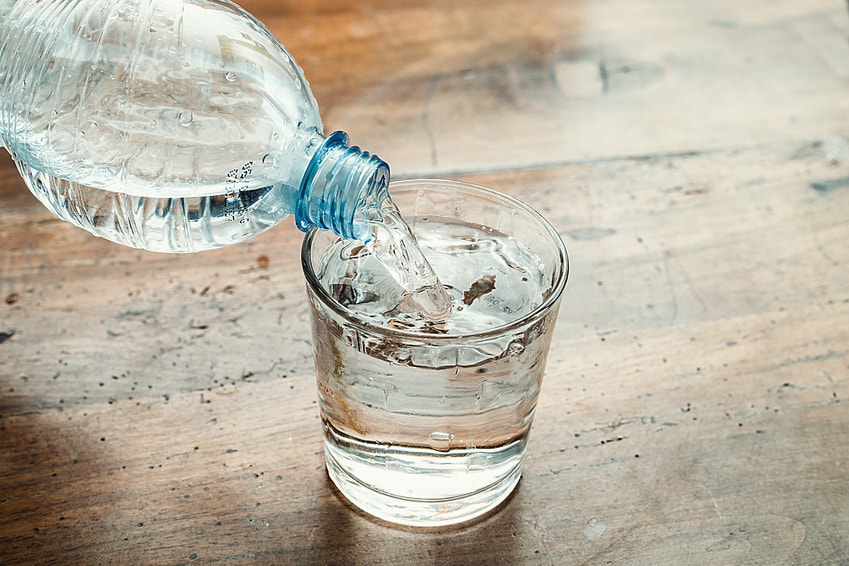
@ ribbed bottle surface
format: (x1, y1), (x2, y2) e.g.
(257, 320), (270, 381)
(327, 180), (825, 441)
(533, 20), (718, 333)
(0, 0), (379, 252)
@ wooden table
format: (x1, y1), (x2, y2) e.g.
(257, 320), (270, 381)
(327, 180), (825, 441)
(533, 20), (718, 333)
(2, 1), (848, 563)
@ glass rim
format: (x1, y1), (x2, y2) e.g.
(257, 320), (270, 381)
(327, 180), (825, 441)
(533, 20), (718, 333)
(300, 178), (569, 341)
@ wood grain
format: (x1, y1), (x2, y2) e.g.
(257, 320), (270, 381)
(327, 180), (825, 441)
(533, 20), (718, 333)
(2, 1), (848, 564)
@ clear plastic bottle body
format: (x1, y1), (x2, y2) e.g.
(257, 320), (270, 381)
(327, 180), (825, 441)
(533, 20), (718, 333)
(0, 0), (387, 251)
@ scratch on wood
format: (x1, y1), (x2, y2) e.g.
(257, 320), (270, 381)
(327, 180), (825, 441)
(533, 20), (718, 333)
(666, 249), (707, 314)
(662, 250), (679, 326)
(564, 227), (616, 241)
(598, 61), (609, 93)
(791, 16), (849, 78)
(421, 74), (441, 167)
(700, 483), (723, 519)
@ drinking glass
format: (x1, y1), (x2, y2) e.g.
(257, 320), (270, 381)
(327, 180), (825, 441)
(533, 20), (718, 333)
(301, 179), (569, 526)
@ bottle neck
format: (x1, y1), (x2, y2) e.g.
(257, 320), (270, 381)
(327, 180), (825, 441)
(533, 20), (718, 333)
(297, 131), (390, 242)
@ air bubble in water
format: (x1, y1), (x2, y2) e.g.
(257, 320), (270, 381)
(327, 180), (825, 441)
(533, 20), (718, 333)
(430, 430), (453, 451)
(179, 111), (193, 126)
(262, 154), (276, 168)
(507, 340), (525, 356)
(225, 71), (237, 82)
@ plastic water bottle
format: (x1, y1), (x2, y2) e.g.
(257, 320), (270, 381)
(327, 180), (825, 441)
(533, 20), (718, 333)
(0, 0), (389, 252)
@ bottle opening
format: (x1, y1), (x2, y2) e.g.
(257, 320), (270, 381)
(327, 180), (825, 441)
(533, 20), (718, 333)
(296, 131), (389, 241)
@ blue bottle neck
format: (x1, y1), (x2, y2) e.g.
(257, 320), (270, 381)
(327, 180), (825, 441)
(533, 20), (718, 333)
(296, 131), (390, 242)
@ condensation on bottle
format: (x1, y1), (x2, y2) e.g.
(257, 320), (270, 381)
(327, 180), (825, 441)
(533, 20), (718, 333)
(0, 0), (389, 252)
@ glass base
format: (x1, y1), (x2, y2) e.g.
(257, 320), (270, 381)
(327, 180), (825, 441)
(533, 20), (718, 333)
(323, 431), (524, 527)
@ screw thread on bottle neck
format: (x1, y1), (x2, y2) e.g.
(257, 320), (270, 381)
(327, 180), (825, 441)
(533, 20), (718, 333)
(297, 131), (389, 241)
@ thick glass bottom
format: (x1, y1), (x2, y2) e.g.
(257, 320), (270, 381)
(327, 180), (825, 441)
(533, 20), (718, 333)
(323, 426), (525, 527)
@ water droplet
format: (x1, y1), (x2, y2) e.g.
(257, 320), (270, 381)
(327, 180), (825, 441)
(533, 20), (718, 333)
(342, 328), (356, 347)
(150, 119), (158, 128)
(262, 154), (276, 168)
(179, 111), (193, 126)
(224, 71), (237, 82)
(272, 131), (280, 141)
